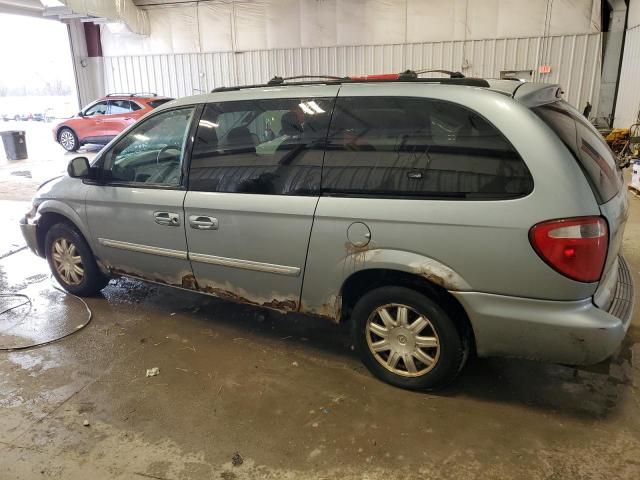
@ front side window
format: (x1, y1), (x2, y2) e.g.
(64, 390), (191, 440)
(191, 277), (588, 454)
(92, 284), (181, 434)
(188, 98), (333, 195)
(109, 100), (133, 114)
(322, 97), (532, 198)
(101, 107), (195, 186)
(84, 101), (109, 116)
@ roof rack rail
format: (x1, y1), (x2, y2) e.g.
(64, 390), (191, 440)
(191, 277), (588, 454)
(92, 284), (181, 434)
(210, 69), (485, 93)
(105, 92), (158, 97)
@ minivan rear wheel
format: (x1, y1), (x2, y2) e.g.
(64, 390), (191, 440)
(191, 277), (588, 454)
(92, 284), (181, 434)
(351, 286), (466, 390)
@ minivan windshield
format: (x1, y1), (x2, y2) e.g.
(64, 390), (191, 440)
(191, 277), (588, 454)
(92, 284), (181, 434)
(533, 101), (622, 203)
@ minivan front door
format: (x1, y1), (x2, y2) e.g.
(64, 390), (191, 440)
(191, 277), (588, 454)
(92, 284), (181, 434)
(184, 89), (338, 310)
(86, 106), (197, 287)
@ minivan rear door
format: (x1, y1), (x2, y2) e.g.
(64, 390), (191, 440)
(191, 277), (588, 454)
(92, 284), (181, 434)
(533, 101), (629, 301)
(183, 86), (338, 311)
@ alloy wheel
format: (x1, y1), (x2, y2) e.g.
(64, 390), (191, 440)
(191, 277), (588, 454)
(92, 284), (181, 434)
(59, 130), (75, 150)
(365, 303), (440, 377)
(51, 238), (84, 286)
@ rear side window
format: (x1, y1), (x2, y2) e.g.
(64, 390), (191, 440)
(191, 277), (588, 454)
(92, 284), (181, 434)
(108, 99), (133, 114)
(148, 99), (173, 109)
(188, 98), (333, 195)
(322, 97), (532, 199)
(130, 102), (142, 111)
(533, 101), (622, 203)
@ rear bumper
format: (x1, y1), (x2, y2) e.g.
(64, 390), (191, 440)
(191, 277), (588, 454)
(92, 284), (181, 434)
(453, 256), (634, 365)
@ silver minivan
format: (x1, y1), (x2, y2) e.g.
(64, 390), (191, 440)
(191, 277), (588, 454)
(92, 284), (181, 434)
(20, 75), (634, 390)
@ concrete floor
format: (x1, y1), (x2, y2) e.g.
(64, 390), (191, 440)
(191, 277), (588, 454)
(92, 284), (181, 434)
(0, 145), (639, 478)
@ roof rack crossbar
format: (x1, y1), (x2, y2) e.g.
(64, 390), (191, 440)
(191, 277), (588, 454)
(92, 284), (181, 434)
(267, 75), (349, 86)
(412, 69), (465, 78)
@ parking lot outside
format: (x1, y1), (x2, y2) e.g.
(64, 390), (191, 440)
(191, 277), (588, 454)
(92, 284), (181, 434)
(0, 118), (639, 479)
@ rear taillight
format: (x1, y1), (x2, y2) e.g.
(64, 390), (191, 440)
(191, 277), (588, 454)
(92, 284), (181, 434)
(529, 216), (608, 283)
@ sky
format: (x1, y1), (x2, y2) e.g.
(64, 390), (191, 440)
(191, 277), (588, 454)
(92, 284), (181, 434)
(0, 13), (76, 95)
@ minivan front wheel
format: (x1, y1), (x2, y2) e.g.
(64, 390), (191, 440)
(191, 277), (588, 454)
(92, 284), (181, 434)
(352, 286), (466, 390)
(45, 223), (109, 296)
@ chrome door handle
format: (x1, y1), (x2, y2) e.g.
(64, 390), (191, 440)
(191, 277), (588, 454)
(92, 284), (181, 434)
(154, 211), (180, 226)
(189, 215), (218, 230)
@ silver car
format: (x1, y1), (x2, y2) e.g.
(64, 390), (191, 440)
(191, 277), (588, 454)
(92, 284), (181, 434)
(20, 75), (634, 390)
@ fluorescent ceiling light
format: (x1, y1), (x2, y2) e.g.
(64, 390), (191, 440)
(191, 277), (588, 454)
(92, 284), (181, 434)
(299, 102), (314, 115)
(40, 0), (65, 7)
(199, 120), (219, 128)
(307, 101), (325, 114)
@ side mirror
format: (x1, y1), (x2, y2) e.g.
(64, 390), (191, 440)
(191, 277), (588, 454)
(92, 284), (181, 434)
(78, 111), (86, 117)
(67, 157), (91, 178)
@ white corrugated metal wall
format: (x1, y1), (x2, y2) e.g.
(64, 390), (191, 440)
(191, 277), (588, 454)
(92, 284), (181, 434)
(103, 32), (601, 111)
(614, 0), (640, 128)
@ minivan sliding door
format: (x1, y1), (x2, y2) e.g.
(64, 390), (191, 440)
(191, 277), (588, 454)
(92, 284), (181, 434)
(184, 87), (338, 311)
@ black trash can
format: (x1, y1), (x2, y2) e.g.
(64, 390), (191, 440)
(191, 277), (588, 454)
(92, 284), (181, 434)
(1, 130), (27, 160)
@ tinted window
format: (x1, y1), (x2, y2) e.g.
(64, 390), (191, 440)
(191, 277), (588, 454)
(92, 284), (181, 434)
(149, 99), (173, 109)
(189, 98), (333, 195)
(102, 107), (195, 186)
(130, 101), (142, 111)
(109, 100), (132, 114)
(84, 101), (108, 116)
(533, 101), (622, 203)
(322, 97), (532, 198)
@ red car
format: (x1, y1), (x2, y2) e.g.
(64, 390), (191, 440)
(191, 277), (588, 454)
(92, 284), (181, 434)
(54, 93), (173, 152)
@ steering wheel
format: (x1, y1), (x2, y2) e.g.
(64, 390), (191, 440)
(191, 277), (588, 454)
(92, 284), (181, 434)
(156, 144), (181, 165)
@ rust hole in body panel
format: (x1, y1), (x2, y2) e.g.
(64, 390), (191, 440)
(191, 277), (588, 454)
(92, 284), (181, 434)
(200, 284), (299, 314)
(263, 298), (297, 311)
(109, 267), (198, 291)
(107, 266), (321, 317)
(301, 295), (342, 324)
(181, 273), (198, 290)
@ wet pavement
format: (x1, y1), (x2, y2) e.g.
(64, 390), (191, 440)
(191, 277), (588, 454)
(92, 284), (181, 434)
(0, 196), (639, 479)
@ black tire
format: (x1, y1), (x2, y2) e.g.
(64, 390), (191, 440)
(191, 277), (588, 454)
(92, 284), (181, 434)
(351, 286), (467, 390)
(58, 127), (79, 152)
(45, 222), (109, 296)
